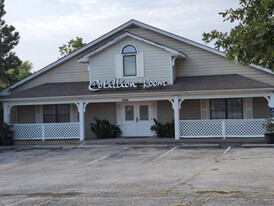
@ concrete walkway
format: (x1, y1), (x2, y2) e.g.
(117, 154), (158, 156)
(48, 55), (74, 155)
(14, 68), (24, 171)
(4, 137), (273, 149)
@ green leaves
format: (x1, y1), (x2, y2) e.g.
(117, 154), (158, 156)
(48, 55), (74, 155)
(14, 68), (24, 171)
(0, 0), (22, 90)
(59, 37), (86, 57)
(203, 0), (274, 71)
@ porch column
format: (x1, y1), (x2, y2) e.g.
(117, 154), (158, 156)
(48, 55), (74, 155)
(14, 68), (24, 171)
(169, 97), (184, 140)
(76, 100), (87, 141)
(3, 103), (12, 124)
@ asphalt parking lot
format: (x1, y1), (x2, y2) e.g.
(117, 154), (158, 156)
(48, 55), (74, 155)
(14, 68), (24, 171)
(0, 144), (274, 206)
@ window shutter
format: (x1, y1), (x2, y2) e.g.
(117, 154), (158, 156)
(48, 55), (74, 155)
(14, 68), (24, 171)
(70, 104), (78, 122)
(115, 54), (122, 78)
(137, 52), (144, 77)
(244, 98), (253, 119)
(36, 105), (43, 123)
(200, 99), (209, 119)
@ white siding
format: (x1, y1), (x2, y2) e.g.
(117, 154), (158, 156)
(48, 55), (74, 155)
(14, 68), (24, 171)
(90, 37), (171, 84)
(130, 29), (274, 86)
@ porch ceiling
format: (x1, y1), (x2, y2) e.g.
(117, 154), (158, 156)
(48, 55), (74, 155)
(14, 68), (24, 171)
(2, 74), (273, 100)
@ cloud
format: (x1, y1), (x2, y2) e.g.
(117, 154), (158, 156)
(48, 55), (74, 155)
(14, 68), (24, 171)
(6, 0), (239, 71)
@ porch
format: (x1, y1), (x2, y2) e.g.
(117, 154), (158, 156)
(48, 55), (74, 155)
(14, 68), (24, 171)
(180, 119), (266, 138)
(10, 118), (266, 141)
(12, 122), (80, 141)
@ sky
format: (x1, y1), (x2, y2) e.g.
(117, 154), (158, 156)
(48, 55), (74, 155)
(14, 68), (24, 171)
(4, 0), (239, 72)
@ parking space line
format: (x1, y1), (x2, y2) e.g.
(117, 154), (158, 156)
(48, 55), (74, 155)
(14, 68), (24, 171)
(85, 146), (129, 166)
(86, 155), (109, 165)
(223, 146), (231, 155)
(152, 147), (176, 162)
(5, 198), (32, 206)
(0, 148), (23, 161)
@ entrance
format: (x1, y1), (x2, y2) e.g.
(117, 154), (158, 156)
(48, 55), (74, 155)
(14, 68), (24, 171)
(117, 102), (156, 137)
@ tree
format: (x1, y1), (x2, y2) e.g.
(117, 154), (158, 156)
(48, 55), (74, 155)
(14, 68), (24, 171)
(0, 61), (32, 90)
(59, 37), (86, 57)
(0, 0), (22, 87)
(202, 0), (274, 71)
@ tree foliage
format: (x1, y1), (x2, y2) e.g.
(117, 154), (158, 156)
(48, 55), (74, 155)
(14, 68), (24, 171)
(0, 0), (22, 87)
(59, 37), (86, 57)
(202, 0), (274, 71)
(0, 61), (32, 90)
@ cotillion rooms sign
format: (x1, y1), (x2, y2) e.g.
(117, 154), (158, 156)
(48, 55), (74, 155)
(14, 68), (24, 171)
(88, 78), (167, 91)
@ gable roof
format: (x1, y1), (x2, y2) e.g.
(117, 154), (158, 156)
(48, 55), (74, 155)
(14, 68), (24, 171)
(78, 32), (186, 63)
(0, 19), (273, 96)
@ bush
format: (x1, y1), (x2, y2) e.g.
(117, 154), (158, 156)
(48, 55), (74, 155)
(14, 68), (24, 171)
(150, 119), (174, 138)
(263, 117), (274, 133)
(0, 123), (14, 146)
(90, 118), (121, 139)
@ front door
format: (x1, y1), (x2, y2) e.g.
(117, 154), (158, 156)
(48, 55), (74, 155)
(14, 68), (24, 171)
(118, 102), (156, 137)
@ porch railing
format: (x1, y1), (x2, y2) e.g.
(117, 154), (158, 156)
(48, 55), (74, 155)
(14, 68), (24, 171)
(13, 122), (81, 140)
(180, 119), (266, 138)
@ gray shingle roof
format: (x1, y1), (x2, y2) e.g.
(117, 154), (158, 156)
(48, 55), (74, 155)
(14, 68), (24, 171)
(4, 74), (273, 99)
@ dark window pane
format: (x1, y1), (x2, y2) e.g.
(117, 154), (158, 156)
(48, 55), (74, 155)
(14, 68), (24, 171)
(140, 105), (149, 120)
(125, 106), (134, 121)
(123, 56), (136, 76)
(227, 98), (243, 119)
(122, 45), (137, 54)
(43, 104), (70, 123)
(210, 98), (243, 119)
(210, 99), (226, 119)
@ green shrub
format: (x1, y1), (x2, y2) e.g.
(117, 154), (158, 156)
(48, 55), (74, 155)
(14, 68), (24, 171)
(263, 117), (274, 133)
(0, 123), (14, 146)
(150, 119), (174, 138)
(90, 118), (121, 139)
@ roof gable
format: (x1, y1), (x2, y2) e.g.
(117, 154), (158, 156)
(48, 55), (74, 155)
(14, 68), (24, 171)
(1, 19), (273, 96)
(78, 32), (186, 63)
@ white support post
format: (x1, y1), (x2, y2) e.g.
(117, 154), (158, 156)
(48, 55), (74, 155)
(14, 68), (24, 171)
(42, 124), (45, 141)
(169, 97), (184, 140)
(222, 121), (226, 139)
(76, 100), (86, 141)
(3, 104), (12, 124)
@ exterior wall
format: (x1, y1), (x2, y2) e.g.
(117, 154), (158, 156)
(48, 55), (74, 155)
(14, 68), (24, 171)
(129, 29), (274, 86)
(90, 37), (171, 84)
(253, 97), (269, 118)
(85, 102), (117, 139)
(11, 105), (36, 124)
(157, 100), (173, 123)
(12, 57), (89, 94)
(180, 100), (201, 120)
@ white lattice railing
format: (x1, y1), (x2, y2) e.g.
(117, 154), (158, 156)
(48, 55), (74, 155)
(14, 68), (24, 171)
(13, 122), (80, 140)
(180, 119), (266, 138)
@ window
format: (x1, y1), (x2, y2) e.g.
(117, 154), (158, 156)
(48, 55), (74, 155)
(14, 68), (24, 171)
(125, 106), (134, 121)
(122, 45), (137, 77)
(210, 98), (243, 119)
(139, 105), (149, 121)
(43, 104), (70, 123)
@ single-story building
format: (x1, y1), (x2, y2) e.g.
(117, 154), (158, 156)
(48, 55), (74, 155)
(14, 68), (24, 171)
(0, 19), (274, 141)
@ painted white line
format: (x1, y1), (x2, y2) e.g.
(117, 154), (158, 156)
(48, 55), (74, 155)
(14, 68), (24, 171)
(223, 146), (231, 155)
(86, 155), (109, 165)
(85, 146), (129, 166)
(153, 147), (176, 162)
(6, 198), (32, 206)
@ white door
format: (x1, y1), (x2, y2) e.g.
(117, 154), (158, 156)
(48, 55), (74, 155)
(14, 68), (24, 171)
(119, 102), (155, 137)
